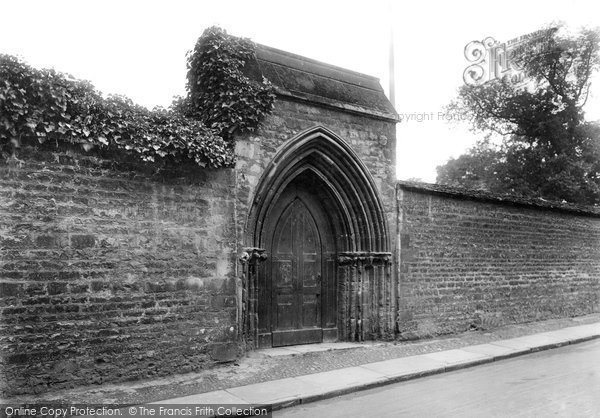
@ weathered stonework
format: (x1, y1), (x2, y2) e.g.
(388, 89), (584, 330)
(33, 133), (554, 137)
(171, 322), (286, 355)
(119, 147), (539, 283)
(235, 100), (397, 250)
(1, 42), (599, 398)
(0, 145), (239, 396)
(235, 45), (399, 348)
(236, 108), (397, 346)
(396, 182), (600, 339)
(0, 45), (399, 396)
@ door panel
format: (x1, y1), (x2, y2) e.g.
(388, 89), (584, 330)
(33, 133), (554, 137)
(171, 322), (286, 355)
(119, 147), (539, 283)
(271, 199), (323, 346)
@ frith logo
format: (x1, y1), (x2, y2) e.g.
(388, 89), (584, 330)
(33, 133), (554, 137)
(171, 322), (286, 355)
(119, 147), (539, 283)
(463, 29), (555, 86)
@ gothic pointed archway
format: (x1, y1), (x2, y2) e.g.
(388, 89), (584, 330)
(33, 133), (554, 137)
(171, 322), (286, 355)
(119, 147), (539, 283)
(241, 126), (394, 348)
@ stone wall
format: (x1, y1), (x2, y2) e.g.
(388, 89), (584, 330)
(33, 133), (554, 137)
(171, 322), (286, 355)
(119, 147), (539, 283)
(0, 95), (397, 396)
(4, 94), (600, 397)
(0, 144), (238, 397)
(396, 183), (600, 338)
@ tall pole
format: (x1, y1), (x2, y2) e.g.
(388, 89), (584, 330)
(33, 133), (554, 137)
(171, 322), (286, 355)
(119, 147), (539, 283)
(388, 1), (396, 109)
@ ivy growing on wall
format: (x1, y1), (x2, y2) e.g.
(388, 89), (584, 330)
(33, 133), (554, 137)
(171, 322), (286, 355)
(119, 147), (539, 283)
(181, 26), (276, 144)
(0, 26), (275, 168)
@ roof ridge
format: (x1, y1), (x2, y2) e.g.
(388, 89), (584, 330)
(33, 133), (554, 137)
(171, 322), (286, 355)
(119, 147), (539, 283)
(255, 43), (382, 83)
(258, 58), (384, 93)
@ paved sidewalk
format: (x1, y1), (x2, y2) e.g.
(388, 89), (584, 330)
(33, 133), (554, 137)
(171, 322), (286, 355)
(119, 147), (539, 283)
(5, 314), (600, 407)
(149, 322), (600, 411)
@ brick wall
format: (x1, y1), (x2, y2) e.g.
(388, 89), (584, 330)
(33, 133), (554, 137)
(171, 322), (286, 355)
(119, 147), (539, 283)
(397, 184), (600, 339)
(0, 144), (238, 396)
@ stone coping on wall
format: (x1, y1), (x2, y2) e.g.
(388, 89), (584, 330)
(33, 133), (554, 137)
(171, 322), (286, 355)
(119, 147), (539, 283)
(254, 44), (399, 123)
(396, 180), (600, 217)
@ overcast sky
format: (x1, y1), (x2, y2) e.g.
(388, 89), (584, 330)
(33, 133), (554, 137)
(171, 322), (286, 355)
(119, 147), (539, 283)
(1, 0), (599, 181)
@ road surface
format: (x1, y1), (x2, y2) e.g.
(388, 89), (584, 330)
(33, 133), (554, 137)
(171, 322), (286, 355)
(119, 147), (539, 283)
(275, 339), (600, 417)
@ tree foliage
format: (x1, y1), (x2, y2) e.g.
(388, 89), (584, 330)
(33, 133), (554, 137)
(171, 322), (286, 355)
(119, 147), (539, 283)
(0, 26), (275, 169)
(438, 26), (600, 205)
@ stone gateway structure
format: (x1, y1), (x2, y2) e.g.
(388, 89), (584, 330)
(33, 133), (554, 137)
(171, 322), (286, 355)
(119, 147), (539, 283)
(1, 44), (599, 397)
(242, 126), (394, 347)
(238, 45), (398, 348)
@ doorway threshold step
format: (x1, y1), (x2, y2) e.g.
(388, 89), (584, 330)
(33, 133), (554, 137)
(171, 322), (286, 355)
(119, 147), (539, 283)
(250, 342), (368, 358)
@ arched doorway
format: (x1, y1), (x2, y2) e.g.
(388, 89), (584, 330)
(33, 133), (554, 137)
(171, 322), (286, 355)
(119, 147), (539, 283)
(264, 173), (337, 346)
(242, 126), (393, 348)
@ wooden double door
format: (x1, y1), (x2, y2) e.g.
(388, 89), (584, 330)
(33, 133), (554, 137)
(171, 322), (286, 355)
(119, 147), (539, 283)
(262, 186), (337, 347)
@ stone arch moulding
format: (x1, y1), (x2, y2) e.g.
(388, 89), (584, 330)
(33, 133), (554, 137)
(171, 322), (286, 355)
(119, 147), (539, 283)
(240, 126), (395, 348)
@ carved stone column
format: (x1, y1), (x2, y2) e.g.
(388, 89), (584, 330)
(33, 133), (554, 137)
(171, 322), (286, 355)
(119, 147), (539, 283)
(239, 247), (267, 348)
(338, 252), (392, 341)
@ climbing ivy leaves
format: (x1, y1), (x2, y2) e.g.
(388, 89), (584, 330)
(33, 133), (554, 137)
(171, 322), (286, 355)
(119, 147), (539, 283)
(0, 26), (274, 169)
